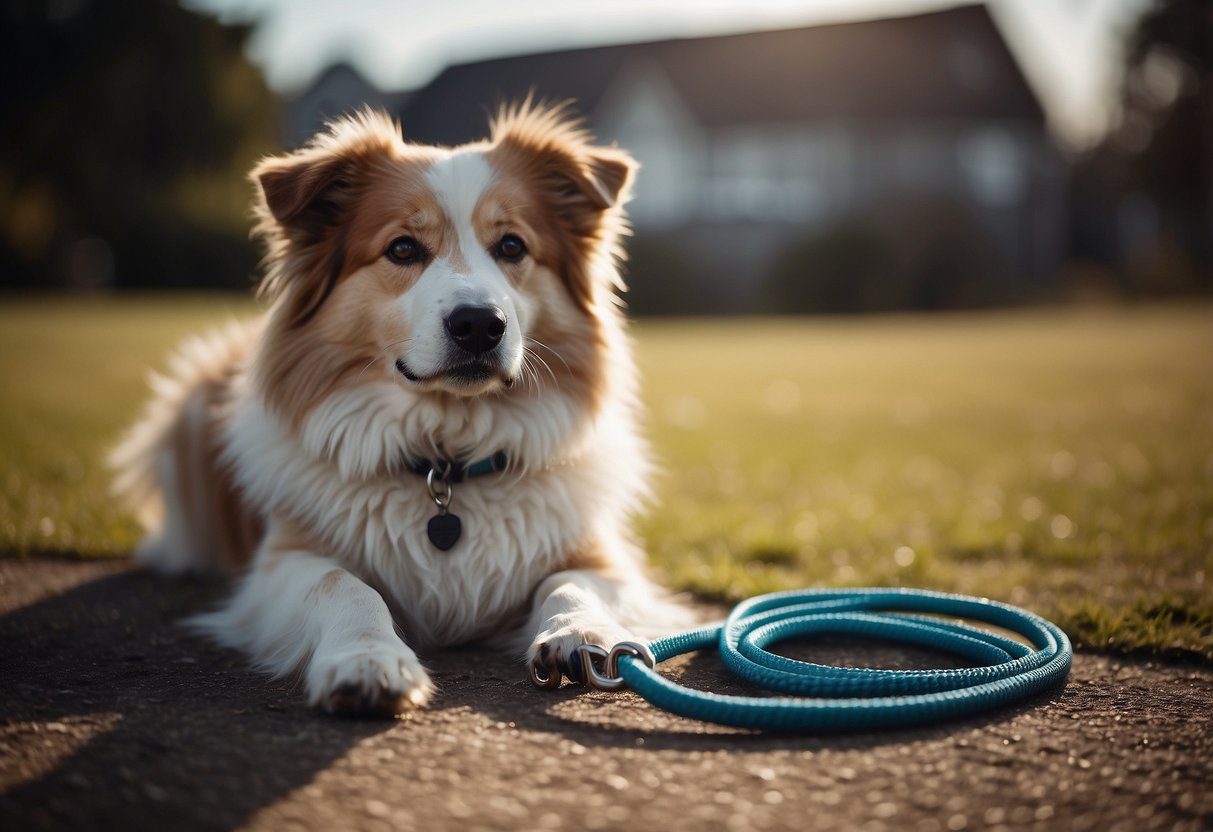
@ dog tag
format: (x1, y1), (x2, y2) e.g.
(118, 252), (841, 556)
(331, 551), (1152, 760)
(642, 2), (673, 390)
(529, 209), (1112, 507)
(427, 512), (461, 551)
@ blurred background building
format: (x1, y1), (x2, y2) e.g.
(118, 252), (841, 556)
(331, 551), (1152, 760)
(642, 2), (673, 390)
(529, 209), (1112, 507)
(383, 6), (1062, 313)
(1, 0), (1208, 314)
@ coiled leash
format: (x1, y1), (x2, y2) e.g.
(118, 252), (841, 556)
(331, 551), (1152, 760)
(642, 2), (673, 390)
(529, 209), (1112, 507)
(529, 587), (1072, 731)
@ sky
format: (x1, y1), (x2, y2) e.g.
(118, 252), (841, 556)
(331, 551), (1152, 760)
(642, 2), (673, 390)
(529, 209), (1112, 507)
(188, 0), (1152, 149)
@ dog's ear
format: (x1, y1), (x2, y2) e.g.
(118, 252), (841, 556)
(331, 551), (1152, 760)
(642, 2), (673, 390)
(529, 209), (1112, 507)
(543, 145), (636, 241)
(490, 101), (637, 312)
(492, 111), (636, 229)
(581, 147), (635, 211)
(251, 110), (400, 325)
(255, 153), (356, 243)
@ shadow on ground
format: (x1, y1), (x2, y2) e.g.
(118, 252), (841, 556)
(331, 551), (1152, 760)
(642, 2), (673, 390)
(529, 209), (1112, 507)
(0, 565), (398, 829)
(1, 561), (1210, 832)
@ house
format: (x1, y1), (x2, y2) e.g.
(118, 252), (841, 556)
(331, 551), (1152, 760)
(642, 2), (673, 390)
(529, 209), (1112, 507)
(291, 4), (1066, 312)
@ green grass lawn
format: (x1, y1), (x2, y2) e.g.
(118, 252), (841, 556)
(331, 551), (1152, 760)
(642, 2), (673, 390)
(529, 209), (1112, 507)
(2, 295), (1211, 659)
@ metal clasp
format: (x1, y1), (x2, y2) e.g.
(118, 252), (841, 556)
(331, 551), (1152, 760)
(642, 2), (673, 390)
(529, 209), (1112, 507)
(574, 644), (621, 690)
(607, 641), (657, 678)
(577, 641), (657, 690)
(425, 466), (453, 511)
(528, 640), (656, 691)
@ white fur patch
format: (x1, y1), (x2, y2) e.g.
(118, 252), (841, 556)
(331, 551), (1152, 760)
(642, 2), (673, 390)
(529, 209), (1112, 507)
(424, 149), (494, 244)
(190, 540), (433, 713)
(223, 380), (651, 648)
(395, 148), (527, 382)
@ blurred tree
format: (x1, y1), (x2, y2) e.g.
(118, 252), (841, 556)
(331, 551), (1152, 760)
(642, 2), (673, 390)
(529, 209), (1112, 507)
(0, 0), (279, 289)
(1070, 0), (1211, 295)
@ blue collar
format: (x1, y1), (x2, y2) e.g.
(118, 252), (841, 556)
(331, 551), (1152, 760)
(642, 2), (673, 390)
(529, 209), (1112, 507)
(404, 451), (508, 483)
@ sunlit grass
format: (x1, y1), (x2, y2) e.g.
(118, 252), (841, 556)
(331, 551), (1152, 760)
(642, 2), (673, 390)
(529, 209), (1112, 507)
(1, 295), (1210, 659)
(636, 306), (1213, 660)
(0, 294), (255, 557)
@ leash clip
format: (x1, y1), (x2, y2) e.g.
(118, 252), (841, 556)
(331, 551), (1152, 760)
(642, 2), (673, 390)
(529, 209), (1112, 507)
(575, 644), (622, 691)
(578, 641), (657, 690)
(529, 640), (656, 691)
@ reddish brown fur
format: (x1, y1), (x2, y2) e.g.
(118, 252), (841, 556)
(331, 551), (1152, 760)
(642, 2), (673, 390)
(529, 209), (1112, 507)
(251, 112), (423, 327)
(486, 101), (635, 313)
(170, 345), (262, 569)
(247, 103), (634, 434)
(260, 517), (318, 570)
(308, 569), (345, 599)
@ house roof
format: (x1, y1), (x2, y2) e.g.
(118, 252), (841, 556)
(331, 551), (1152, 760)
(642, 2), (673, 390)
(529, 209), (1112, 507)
(398, 4), (1045, 146)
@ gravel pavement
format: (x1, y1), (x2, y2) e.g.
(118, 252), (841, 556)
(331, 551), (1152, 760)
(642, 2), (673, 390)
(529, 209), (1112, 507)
(1, 559), (1210, 832)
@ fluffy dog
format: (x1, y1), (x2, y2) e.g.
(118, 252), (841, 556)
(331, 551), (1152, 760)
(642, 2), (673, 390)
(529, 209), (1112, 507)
(111, 102), (683, 716)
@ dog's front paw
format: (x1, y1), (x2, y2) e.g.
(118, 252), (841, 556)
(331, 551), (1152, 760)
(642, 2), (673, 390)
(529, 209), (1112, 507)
(308, 640), (433, 717)
(527, 618), (640, 685)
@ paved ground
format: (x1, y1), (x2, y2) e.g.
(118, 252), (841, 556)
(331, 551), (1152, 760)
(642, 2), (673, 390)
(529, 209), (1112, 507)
(1, 560), (1210, 832)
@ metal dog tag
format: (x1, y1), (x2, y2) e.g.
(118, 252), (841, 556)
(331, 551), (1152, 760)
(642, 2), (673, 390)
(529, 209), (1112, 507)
(425, 466), (461, 551)
(427, 511), (461, 551)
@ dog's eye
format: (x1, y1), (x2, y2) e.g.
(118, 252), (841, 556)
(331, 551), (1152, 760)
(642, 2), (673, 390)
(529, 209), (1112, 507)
(494, 234), (527, 263)
(385, 236), (424, 266)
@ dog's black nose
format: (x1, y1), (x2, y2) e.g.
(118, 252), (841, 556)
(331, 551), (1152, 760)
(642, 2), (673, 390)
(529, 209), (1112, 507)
(445, 305), (507, 356)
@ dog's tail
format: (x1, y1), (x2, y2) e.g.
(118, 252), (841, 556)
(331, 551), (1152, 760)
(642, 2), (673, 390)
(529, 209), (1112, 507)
(109, 319), (262, 574)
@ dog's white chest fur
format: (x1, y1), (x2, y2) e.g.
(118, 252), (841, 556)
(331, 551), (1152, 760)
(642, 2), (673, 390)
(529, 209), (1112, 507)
(223, 380), (642, 648)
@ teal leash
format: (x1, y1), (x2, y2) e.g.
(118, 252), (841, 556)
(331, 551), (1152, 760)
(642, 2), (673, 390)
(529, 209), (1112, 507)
(534, 587), (1072, 732)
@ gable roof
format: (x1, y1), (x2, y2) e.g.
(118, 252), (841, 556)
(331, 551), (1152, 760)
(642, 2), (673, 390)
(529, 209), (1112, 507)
(399, 4), (1044, 145)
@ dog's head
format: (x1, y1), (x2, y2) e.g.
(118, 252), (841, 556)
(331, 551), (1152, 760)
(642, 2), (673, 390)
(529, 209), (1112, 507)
(250, 102), (635, 420)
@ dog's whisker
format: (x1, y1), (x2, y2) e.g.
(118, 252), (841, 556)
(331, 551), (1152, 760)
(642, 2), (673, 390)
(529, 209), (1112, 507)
(356, 338), (413, 380)
(526, 337), (572, 376)
(524, 348), (555, 395)
(522, 352), (536, 386)
(520, 350), (546, 397)
(531, 354), (559, 391)
(523, 345), (559, 391)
